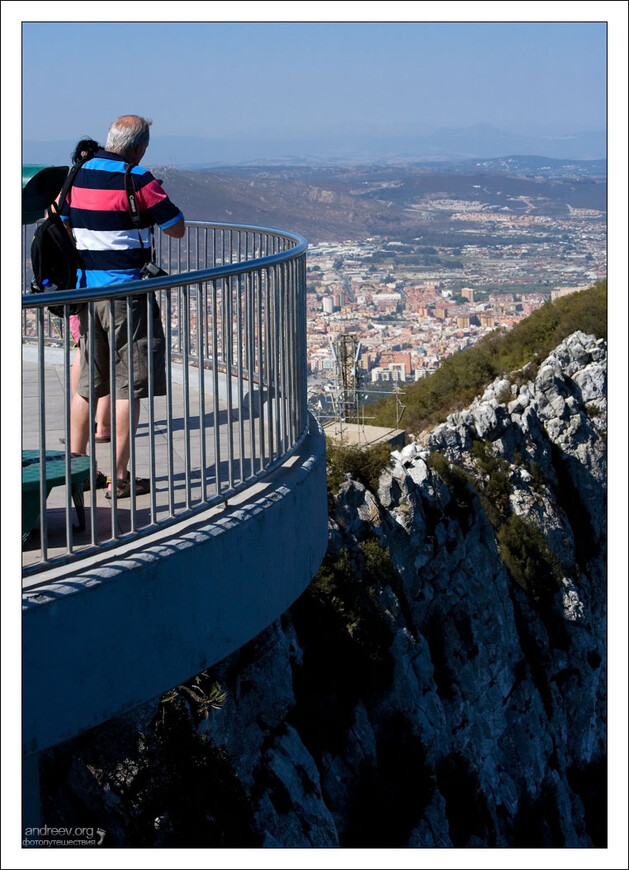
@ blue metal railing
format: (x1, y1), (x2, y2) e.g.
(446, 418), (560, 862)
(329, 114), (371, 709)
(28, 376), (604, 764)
(22, 221), (308, 578)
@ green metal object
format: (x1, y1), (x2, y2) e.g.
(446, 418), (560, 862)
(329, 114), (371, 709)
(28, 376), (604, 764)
(22, 164), (69, 224)
(22, 450), (90, 540)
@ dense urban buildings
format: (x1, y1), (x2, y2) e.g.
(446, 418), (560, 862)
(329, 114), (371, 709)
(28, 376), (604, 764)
(305, 191), (605, 393)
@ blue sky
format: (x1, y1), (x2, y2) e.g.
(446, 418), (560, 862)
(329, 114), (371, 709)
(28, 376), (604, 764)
(20, 18), (607, 147)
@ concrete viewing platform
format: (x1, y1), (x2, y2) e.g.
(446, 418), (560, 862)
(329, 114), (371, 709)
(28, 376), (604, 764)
(22, 348), (295, 584)
(22, 348), (329, 756)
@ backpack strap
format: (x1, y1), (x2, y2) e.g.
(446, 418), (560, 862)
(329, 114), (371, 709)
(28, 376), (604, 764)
(50, 155), (91, 216)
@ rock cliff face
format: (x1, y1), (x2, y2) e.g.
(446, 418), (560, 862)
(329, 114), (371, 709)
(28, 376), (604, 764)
(41, 331), (607, 848)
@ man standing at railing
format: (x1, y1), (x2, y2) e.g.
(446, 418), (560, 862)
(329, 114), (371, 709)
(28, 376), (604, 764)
(62, 115), (185, 497)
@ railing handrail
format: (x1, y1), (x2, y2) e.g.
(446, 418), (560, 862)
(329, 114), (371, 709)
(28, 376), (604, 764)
(22, 220), (309, 577)
(22, 221), (308, 312)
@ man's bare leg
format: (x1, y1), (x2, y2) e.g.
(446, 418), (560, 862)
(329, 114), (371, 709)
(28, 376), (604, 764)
(72, 354), (111, 441)
(70, 349), (81, 396)
(114, 397), (141, 482)
(95, 395), (111, 440)
(70, 392), (91, 456)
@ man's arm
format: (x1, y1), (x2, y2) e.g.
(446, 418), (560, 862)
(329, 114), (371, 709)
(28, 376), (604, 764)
(162, 216), (185, 239)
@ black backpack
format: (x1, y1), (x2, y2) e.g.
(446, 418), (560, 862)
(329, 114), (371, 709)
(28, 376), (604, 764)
(30, 158), (88, 316)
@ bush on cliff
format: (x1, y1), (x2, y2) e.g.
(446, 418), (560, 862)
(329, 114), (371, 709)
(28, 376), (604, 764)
(326, 441), (393, 494)
(497, 514), (564, 604)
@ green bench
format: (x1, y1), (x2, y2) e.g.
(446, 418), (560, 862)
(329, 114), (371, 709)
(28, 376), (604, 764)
(22, 450), (91, 542)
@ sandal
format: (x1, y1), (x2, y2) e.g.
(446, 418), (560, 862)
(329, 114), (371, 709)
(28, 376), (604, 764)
(105, 476), (151, 499)
(83, 471), (108, 491)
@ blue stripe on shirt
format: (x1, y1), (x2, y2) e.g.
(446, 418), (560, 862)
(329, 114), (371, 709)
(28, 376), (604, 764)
(86, 157), (148, 176)
(160, 211), (184, 230)
(78, 268), (145, 288)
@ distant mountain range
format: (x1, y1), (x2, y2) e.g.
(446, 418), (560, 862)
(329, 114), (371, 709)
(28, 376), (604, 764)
(131, 159), (606, 243)
(23, 123), (605, 168)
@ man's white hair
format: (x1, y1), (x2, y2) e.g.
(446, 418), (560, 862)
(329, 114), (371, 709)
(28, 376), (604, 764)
(105, 115), (151, 156)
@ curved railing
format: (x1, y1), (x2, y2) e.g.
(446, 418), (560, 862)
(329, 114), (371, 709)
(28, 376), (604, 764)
(21, 221), (308, 578)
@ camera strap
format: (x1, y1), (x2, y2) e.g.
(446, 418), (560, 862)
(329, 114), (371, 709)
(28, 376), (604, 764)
(124, 163), (146, 249)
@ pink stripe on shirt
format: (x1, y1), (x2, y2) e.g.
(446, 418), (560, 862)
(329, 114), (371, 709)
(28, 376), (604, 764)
(68, 186), (129, 212)
(136, 179), (169, 210)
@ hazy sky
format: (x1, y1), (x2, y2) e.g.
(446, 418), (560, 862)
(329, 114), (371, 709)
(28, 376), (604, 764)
(19, 17), (608, 147)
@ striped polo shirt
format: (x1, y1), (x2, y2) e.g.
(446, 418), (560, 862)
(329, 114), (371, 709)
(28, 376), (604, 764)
(61, 149), (183, 287)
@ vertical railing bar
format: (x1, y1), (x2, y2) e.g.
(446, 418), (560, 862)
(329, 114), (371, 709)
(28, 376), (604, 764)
(203, 229), (210, 351)
(274, 261), (283, 455)
(225, 275), (234, 489)
(78, 302), (104, 545)
(265, 265), (275, 462)
(298, 252), (308, 436)
(236, 273), (245, 484)
(103, 299), (117, 539)
(291, 258), (299, 442)
(147, 290), (158, 524)
(165, 287), (175, 516)
(127, 294), (137, 532)
(284, 261), (294, 448)
(36, 308), (48, 560)
(294, 257), (303, 439)
(197, 282), (207, 500)
(246, 271), (256, 474)
(272, 264), (282, 459)
(257, 268), (266, 472)
(62, 309), (75, 553)
(285, 260), (292, 449)
(278, 261), (289, 454)
(182, 285), (192, 509)
(211, 279), (221, 497)
(189, 282), (197, 503)
(177, 262), (184, 358)
(294, 256), (303, 437)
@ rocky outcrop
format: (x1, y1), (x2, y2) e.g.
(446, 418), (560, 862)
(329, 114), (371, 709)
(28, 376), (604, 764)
(40, 332), (607, 848)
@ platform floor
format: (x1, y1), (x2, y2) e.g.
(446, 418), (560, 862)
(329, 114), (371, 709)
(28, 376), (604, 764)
(22, 356), (284, 581)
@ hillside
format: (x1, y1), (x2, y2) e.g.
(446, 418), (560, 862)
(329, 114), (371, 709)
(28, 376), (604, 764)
(148, 163), (606, 244)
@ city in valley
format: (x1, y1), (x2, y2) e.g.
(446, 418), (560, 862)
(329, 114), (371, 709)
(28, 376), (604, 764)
(278, 159), (607, 417)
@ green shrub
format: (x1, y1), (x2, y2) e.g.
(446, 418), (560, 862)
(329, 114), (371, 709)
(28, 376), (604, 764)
(360, 538), (397, 586)
(326, 441), (393, 493)
(469, 441), (512, 525)
(309, 545), (394, 662)
(426, 452), (477, 527)
(431, 443), (563, 608)
(497, 514), (563, 604)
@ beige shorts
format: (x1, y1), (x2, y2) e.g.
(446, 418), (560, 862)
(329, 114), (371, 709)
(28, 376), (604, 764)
(77, 294), (166, 400)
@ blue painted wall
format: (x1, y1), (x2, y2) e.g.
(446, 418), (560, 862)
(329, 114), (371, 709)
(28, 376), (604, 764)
(23, 417), (327, 756)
